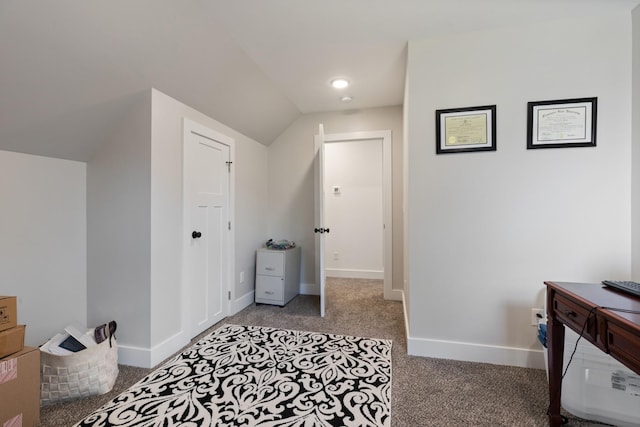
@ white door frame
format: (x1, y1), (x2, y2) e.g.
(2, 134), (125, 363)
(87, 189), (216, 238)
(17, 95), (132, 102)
(181, 118), (235, 337)
(321, 130), (399, 301)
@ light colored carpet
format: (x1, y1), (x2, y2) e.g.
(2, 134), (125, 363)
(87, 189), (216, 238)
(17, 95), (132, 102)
(41, 278), (603, 426)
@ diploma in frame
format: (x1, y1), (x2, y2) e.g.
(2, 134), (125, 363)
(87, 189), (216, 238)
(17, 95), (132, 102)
(435, 105), (496, 154)
(527, 97), (597, 149)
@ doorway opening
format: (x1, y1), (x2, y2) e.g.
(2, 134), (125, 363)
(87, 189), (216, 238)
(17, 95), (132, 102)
(318, 130), (395, 302)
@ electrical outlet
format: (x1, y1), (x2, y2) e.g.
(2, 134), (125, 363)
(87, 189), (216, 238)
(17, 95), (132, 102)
(531, 308), (544, 326)
(333, 252), (339, 261)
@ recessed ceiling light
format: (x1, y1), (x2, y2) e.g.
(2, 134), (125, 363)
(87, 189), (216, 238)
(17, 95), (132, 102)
(331, 78), (349, 89)
(340, 96), (353, 102)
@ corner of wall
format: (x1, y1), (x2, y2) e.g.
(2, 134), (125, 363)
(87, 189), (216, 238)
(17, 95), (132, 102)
(631, 5), (640, 280)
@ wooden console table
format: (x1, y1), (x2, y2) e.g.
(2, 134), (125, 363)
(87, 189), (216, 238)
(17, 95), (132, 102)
(545, 281), (640, 427)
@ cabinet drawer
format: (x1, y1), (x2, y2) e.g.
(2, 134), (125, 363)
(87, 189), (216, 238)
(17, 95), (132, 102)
(256, 252), (284, 276)
(607, 321), (640, 373)
(552, 294), (597, 342)
(256, 275), (284, 301)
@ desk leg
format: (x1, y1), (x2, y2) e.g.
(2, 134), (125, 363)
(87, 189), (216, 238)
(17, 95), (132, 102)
(547, 314), (565, 427)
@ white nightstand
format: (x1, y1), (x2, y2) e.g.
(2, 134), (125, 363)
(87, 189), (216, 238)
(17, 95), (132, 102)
(255, 246), (301, 306)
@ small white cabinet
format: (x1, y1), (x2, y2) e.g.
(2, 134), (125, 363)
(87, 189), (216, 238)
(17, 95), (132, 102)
(255, 246), (300, 306)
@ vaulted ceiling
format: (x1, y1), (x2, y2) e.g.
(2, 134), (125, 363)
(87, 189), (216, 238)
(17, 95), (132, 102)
(1, 0), (638, 161)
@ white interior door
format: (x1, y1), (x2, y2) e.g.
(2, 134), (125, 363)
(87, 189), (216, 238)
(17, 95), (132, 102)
(183, 120), (231, 337)
(314, 124), (327, 317)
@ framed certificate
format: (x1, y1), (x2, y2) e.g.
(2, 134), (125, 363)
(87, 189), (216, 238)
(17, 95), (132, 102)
(527, 97), (597, 149)
(435, 105), (496, 154)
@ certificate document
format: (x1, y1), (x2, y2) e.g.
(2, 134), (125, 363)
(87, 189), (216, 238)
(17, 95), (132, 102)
(444, 113), (488, 146)
(527, 98), (596, 148)
(436, 105), (496, 154)
(536, 107), (587, 142)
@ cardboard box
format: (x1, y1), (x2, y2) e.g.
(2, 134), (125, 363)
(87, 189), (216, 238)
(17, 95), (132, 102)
(0, 325), (25, 359)
(0, 347), (41, 427)
(0, 296), (17, 332)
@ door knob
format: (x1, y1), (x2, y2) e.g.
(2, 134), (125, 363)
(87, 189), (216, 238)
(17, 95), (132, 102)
(192, 231), (202, 239)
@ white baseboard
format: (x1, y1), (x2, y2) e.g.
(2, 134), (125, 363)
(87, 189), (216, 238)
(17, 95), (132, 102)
(118, 292), (255, 369)
(402, 290), (411, 344)
(118, 329), (190, 369)
(325, 269), (383, 280)
(231, 290), (255, 315)
(385, 287), (403, 301)
(401, 291), (545, 370)
(406, 335), (545, 370)
(300, 282), (319, 295)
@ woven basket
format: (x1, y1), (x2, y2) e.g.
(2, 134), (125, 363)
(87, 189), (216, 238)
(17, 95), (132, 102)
(40, 337), (118, 406)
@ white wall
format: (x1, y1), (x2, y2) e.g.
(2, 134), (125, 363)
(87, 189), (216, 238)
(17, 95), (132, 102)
(268, 106), (403, 292)
(0, 150), (86, 346)
(87, 91), (153, 350)
(234, 134), (269, 300)
(405, 14), (632, 368)
(324, 139), (383, 278)
(88, 88), (268, 367)
(149, 89), (268, 332)
(633, 6), (640, 280)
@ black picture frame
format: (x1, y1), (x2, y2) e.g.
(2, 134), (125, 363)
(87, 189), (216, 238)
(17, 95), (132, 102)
(435, 105), (497, 154)
(527, 97), (597, 149)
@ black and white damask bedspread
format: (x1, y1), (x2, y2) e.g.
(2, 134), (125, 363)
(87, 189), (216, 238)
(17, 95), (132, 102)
(75, 324), (392, 426)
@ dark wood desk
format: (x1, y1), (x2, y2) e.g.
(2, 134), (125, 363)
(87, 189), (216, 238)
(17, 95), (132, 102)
(545, 281), (640, 427)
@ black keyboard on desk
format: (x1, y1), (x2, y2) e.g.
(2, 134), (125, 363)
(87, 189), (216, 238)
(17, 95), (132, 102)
(602, 280), (640, 298)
